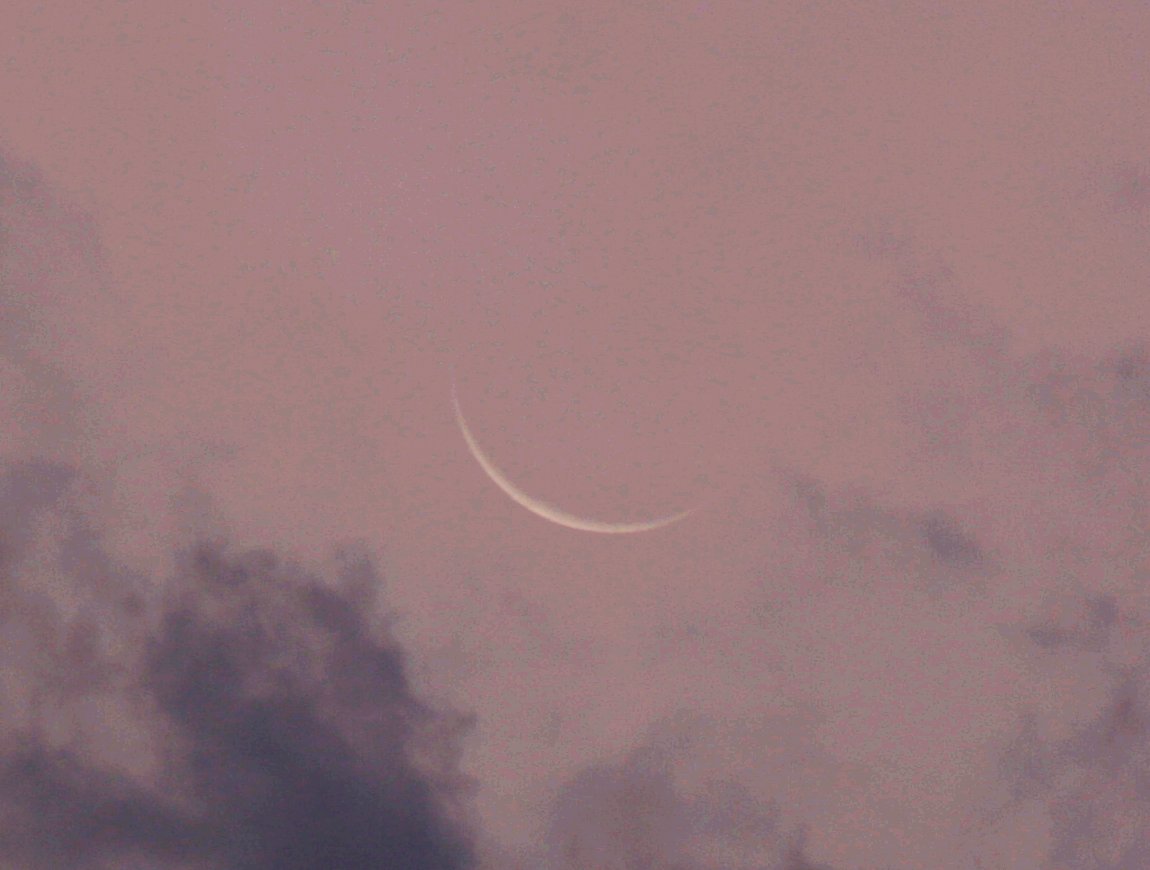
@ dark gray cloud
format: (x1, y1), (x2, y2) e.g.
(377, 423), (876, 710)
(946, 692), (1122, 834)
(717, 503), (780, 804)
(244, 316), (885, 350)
(0, 460), (478, 870)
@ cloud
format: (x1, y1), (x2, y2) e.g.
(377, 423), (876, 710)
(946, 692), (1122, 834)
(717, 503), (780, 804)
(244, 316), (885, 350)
(918, 511), (984, 569)
(0, 461), (478, 870)
(0, 152), (478, 869)
(544, 733), (837, 870)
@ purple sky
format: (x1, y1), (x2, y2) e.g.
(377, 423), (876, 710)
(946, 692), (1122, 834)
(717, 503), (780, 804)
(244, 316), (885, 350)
(2, 2), (1149, 867)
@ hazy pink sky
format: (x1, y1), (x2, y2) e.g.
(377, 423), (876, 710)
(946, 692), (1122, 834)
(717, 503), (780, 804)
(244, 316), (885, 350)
(2, 2), (1149, 867)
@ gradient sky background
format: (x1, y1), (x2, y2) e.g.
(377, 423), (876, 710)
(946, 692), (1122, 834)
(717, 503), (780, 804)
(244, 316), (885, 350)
(2, 2), (1149, 867)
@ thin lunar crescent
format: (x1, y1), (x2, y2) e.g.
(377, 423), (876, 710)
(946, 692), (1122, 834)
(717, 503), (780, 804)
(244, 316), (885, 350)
(452, 380), (692, 534)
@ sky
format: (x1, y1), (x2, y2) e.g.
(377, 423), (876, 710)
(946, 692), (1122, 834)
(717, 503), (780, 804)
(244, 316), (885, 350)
(0, 1), (1148, 867)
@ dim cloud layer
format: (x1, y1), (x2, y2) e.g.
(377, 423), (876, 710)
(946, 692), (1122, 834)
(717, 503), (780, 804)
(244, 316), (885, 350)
(3, 151), (1150, 869)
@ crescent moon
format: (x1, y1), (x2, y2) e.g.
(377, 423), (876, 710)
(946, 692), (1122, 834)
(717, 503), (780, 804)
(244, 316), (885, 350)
(452, 379), (692, 534)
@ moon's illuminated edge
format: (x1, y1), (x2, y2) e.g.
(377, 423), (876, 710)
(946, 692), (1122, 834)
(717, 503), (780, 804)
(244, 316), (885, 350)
(451, 380), (692, 534)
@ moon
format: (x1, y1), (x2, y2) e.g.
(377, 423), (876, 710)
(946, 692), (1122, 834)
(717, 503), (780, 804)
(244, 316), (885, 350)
(451, 378), (693, 534)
